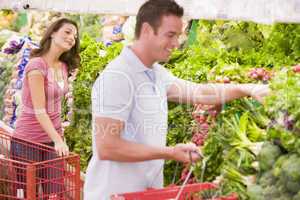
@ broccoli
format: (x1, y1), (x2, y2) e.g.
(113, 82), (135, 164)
(292, 190), (300, 200)
(247, 184), (264, 200)
(258, 142), (281, 172)
(272, 193), (293, 200)
(262, 185), (281, 199)
(258, 171), (276, 188)
(272, 154), (289, 178)
(280, 154), (300, 193)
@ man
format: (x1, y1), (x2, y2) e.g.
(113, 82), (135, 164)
(84, 0), (269, 199)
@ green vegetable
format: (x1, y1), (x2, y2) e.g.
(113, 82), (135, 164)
(247, 184), (264, 200)
(280, 154), (300, 193)
(257, 142), (281, 172)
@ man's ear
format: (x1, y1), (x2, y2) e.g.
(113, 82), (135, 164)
(141, 22), (154, 37)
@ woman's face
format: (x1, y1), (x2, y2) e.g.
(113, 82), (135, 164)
(51, 23), (77, 52)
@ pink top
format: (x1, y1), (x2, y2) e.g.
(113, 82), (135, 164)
(14, 57), (69, 143)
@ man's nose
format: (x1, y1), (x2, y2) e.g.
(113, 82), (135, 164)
(172, 37), (180, 49)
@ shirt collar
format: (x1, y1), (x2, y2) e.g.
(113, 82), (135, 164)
(121, 46), (156, 73)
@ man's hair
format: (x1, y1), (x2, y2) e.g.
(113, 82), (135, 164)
(135, 0), (184, 39)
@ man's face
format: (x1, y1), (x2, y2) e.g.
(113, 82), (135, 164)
(148, 15), (183, 62)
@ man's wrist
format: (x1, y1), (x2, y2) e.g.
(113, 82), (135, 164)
(239, 83), (255, 97)
(163, 146), (175, 160)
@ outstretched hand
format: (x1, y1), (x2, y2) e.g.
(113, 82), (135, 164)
(249, 84), (270, 103)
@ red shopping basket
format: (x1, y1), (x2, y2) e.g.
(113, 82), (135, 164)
(0, 130), (81, 200)
(111, 183), (238, 200)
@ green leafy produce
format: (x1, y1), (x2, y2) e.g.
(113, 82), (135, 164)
(0, 54), (16, 118)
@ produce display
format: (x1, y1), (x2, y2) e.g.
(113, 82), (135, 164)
(163, 21), (300, 200)
(0, 10), (17, 31)
(0, 8), (300, 199)
(0, 53), (15, 119)
(1, 36), (38, 127)
(248, 67), (300, 200)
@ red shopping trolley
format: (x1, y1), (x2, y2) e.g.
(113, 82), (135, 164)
(0, 129), (81, 200)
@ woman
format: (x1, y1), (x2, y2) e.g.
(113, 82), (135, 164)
(11, 18), (80, 198)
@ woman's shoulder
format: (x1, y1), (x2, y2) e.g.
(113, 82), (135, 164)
(25, 56), (48, 75)
(28, 57), (46, 66)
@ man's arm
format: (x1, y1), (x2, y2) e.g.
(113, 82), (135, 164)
(167, 79), (269, 105)
(94, 116), (200, 163)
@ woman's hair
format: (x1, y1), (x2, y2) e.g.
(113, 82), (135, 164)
(31, 18), (80, 72)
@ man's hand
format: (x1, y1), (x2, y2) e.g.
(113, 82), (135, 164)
(248, 84), (270, 103)
(169, 143), (201, 163)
